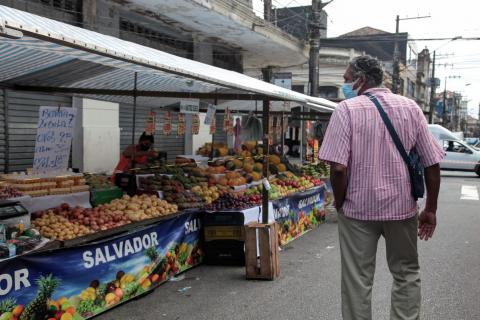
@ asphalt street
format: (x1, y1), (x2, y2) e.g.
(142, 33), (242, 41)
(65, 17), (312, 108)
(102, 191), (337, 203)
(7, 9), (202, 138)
(98, 172), (480, 320)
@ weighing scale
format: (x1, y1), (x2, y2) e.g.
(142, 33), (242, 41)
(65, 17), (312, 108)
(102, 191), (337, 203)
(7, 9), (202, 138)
(0, 200), (29, 220)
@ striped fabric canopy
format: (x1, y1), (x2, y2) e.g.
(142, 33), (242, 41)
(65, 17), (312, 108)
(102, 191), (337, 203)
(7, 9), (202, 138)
(0, 5), (336, 111)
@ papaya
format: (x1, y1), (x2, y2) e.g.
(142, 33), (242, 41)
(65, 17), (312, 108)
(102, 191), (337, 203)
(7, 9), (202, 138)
(251, 172), (261, 181)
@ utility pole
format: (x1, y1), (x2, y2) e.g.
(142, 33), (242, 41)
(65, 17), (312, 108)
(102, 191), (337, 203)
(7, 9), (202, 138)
(443, 77), (448, 127)
(442, 75), (461, 128)
(264, 0), (272, 22)
(308, 0), (332, 97)
(392, 15), (400, 94)
(392, 14), (431, 95)
(428, 51), (436, 124)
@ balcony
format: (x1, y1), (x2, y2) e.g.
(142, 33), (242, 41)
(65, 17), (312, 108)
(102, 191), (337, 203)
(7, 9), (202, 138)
(115, 0), (309, 69)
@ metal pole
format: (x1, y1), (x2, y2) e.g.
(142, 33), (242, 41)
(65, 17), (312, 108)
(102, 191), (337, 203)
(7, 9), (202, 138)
(131, 72), (138, 167)
(132, 72), (138, 146)
(210, 93), (218, 160)
(280, 111), (285, 156)
(428, 50), (436, 123)
(443, 76), (448, 127)
(308, 0), (321, 97)
(261, 67), (272, 224)
(392, 15), (400, 94)
(264, 0), (272, 22)
(3, 89), (9, 173)
(300, 104), (304, 163)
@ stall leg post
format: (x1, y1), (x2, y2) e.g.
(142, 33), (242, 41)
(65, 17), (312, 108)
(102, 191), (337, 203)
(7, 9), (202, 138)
(262, 99), (269, 224)
(131, 72), (138, 167)
(261, 67), (273, 224)
(280, 111), (284, 156)
(210, 93), (218, 160)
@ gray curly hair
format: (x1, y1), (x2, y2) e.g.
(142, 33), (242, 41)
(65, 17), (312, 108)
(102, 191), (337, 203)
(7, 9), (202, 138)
(349, 55), (384, 87)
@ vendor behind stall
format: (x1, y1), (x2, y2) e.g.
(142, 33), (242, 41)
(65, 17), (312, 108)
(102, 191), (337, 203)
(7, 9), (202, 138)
(111, 132), (158, 182)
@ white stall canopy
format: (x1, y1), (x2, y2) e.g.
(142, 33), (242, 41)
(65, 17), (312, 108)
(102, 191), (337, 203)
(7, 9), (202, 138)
(0, 5), (336, 111)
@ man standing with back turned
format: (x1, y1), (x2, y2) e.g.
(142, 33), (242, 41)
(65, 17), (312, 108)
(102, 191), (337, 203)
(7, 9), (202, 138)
(319, 55), (445, 320)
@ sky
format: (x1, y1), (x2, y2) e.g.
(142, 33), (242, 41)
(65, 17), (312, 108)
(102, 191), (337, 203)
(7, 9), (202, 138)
(253, 0), (480, 118)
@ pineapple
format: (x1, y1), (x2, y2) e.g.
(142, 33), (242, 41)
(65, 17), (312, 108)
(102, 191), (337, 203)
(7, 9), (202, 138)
(0, 298), (16, 314)
(144, 246), (159, 263)
(20, 274), (60, 320)
(94, 283), (107, 308)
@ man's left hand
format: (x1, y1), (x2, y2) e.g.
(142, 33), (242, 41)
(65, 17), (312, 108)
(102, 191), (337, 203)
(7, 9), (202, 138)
(418, 210), (436, 241)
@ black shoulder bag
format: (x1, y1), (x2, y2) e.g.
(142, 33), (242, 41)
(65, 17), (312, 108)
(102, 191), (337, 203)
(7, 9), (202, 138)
(365, 93), (425, 201)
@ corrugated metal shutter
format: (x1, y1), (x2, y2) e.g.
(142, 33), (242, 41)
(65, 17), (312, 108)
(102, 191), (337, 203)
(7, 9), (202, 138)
(119, 104), (185, 161)
(6, 90), (72, 172)
(0, 90), (6, 173)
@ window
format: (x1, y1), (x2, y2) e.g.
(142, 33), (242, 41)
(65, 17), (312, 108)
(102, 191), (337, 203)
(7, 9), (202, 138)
(119, 17), (193, 54)
(407, 79), (415, 98)
(292, 85), (305, 94)
(318, 86), (338, 99)
(443, 140), (468, 153)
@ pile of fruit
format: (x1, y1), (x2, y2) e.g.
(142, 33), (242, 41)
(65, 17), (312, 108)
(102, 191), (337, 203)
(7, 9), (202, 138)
(32, 195), (178, 240)
(164, 190), (205, 210)
(32, 211), (94, 241)
(204, 193), (261, 211)
(102, 195), (178, 222)
(301, 162), (330, 178)
(172, 173), (208, 190)
(0, 186), (23, 200)
(84, 173), (114, 189)
(191, 185), (220, 204)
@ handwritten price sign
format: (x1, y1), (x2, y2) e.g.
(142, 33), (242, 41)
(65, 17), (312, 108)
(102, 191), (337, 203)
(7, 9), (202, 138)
(33, 107), (77, 173)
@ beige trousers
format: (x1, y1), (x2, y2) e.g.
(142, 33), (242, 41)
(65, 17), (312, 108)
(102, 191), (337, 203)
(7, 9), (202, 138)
(337, 211), (421, 320)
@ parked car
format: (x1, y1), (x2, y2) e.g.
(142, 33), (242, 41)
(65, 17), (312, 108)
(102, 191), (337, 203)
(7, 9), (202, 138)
(465, 137), (480, 147)
(428, 125), (480, 176)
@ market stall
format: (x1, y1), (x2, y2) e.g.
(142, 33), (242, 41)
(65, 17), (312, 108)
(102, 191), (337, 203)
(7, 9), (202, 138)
(0, 5), (336, 320)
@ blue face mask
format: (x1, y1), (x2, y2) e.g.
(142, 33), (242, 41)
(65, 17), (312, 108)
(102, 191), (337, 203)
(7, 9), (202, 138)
(341, 81), (359, 99)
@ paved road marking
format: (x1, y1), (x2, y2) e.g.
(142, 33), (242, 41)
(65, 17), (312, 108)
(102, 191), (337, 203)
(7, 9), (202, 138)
(460, 185), (479, 200)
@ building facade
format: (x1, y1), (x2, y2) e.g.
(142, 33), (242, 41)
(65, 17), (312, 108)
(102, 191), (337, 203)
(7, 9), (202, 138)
(0, 0), (310, 172)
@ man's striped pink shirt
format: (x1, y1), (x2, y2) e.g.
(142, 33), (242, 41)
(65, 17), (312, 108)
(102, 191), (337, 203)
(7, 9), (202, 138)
(319, 88), (445, 221)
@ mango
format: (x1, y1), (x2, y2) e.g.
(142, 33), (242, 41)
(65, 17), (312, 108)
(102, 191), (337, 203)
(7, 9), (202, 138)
(0, 312), (12, 320)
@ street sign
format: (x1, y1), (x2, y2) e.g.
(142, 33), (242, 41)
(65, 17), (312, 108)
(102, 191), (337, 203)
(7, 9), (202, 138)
(180, 99), (200, 114)
(272, 72), (292, 90)
(427, 78), (441, 87)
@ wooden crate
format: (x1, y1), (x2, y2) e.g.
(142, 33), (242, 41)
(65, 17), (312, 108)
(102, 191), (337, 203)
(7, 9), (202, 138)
(244, 222), (280, 280)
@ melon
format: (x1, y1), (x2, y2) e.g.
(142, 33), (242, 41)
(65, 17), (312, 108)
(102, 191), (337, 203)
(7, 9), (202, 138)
(254, 163), (263, 173)
(277, 164), (287, 172)
(268, 155), (281, 165)
(233, 159), (243, 169)
(244, 163), (253, 173)
(225, 161), (236, 171)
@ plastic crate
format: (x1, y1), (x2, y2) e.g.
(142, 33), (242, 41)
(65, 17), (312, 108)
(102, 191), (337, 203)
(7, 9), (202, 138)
(90, 187), (124, 207)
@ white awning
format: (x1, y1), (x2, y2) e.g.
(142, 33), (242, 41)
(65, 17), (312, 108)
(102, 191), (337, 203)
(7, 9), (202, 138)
(0, 5), (336, 111)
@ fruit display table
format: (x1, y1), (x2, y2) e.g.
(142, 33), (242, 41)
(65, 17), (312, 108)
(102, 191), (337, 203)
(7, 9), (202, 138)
(0, 210), (202, 320)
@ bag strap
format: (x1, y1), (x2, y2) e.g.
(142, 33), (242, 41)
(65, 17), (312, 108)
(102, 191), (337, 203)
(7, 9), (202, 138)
(365, 93), (411, 166)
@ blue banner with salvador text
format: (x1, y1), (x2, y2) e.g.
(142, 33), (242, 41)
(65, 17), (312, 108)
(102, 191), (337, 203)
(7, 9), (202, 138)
(0, 211), (202, 320)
